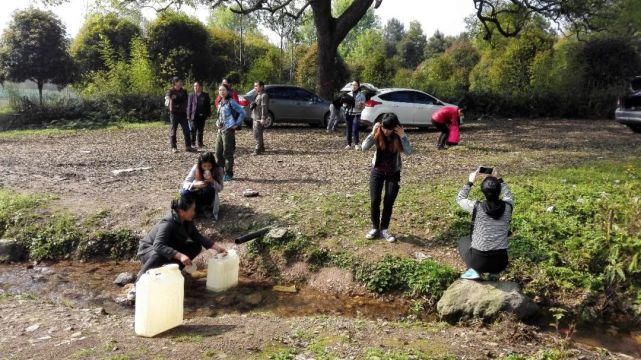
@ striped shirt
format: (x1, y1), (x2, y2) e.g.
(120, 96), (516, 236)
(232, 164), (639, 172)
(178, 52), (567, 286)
(456, 182), (514, 251)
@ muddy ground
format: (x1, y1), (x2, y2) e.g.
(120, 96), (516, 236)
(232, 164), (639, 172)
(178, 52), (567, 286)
(1, 118), (641, 359)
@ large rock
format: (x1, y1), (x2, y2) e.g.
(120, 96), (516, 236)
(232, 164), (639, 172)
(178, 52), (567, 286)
(113, 272), (136, 286)
(437, 280), (539, 323)
(0, 239), (26, 262)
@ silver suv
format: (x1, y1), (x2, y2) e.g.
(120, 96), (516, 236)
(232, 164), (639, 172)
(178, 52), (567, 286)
(239, 85), (330, 128)
(615, 76), (641, 133)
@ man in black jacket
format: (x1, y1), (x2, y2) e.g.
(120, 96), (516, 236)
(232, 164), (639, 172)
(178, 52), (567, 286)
(136, 196), (226, 279)
(166, 77), (195, 153)
(187, 81), (212, 148)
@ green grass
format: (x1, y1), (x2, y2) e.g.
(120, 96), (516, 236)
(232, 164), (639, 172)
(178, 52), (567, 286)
(0, 121), (164, 138)
(260, 159), (641, 318)
(0, 187), (139, 261)
(363, 348), (456, 360)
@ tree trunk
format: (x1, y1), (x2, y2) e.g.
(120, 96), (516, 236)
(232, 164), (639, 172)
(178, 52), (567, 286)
(37, 80), (44, 106)
(311, 0), (375, 99)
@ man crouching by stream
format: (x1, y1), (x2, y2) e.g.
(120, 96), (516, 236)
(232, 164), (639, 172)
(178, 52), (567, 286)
(127, 196), (226, 300)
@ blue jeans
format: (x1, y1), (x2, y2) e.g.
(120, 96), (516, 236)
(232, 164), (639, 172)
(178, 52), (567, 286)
(345, 114), (360, 146)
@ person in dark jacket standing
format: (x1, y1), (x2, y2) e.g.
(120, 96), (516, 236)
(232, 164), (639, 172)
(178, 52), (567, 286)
(250, 81), (270, 155)
(136, 196), (227, 280)
(166, 77), (195, 153)
(345, 80), (366, 149)
(456, 167), (514, 280)
(187, 81), (211, 148)
(361, 113), (412, 242)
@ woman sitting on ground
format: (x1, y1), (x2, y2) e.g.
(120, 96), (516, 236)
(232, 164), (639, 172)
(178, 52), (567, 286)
(181, 152), (224, 220)
(456, 167), (513, 280)
(361, 113), (412, 242)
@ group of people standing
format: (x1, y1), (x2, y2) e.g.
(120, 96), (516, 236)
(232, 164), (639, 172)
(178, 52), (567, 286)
(138, 77), (511, 296)
(165, 77), (271, 182)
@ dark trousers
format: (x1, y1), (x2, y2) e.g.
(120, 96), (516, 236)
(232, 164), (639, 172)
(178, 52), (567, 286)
(190, 115), (207, 146)
(369, 170), (400, 230)
(458, 235), (509, 274)
(432, 120), (449, 149)
(215, 130), (236, 176)
(170, 113), (192, 149)
(137, 241), (202, 280)
(345, 114), (361, 146)
(181, 187), (215, 213)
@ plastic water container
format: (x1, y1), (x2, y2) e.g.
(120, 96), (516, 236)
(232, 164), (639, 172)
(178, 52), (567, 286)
(206, 249), (239, 292)
(134, 263), (184, 337)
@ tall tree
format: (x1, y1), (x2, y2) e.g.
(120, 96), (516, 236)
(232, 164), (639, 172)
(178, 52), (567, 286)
(0, 8), (75, 105)
(100, 0), (383, 98)
(334, 0), (380, 58)
(383, 18), (404, 57)
(71, 13), (141, 75)
(424, 30), (454, 60)
(397, 21), (427, 69)
(147, 11), (215, 83)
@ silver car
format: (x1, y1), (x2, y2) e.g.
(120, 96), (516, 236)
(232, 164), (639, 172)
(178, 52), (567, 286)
(615, 76), (641, 133)
(239, 85), (330, 128)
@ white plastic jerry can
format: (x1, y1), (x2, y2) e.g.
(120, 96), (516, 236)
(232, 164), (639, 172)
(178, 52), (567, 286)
(134, 263), (184, 337)
(206, 249), (240, 292)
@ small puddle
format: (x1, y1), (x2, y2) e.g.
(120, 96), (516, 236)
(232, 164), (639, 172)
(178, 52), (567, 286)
(0, 261), (410, 321)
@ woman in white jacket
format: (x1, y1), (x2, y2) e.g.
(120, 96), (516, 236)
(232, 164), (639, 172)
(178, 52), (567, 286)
(180, 152), (224, 220)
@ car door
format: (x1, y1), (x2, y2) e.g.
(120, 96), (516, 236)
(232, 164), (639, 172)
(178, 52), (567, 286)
(266, 86), (293, 121)
(290, 88), (317, 122)
(410, 91), (441, 126)
(379, 91), (416, 125)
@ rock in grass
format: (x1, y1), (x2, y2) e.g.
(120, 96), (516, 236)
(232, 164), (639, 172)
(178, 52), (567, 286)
(437, 280), (539, 323)
(243, 189), (259, 197)
(0, 239), (26, 262)
(113, 272), (136, 286)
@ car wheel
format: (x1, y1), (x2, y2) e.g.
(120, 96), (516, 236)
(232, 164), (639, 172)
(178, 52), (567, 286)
(262, 112), (274, 128)
(628, 124), (641, 133)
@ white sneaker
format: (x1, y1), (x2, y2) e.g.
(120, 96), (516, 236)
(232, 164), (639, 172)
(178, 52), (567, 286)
(365, 228), (379, 239)
(344, 144), (353, 150)
(355, 144), (362, 150)
(381, 229), (395, 243)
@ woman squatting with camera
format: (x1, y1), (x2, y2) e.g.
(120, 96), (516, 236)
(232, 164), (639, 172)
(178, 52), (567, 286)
(361, 113), (413, 243)
(456, 167), (514, 280)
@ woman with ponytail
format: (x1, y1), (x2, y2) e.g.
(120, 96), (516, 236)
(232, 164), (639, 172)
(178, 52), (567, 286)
(181, 152), (224, 220)
(361, 113), (412, 242)
(456, 167), (514, 280)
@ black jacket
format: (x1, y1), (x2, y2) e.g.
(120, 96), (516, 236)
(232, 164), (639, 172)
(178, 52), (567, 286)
(166, 88), (189, 115)
(137, 211), (213, 260)
(187, 92), (212, 120)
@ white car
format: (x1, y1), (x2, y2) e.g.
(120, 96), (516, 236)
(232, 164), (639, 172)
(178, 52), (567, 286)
(360, 88), (457, 128)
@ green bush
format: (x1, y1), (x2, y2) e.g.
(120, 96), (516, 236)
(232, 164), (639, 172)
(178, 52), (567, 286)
(75, 229), (139, 260)
(355, 256), (457, 299)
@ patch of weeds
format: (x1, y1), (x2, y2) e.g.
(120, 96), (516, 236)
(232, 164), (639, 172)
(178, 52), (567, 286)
(257, 344), (296, 360)
(83, 209), (112, 228)
(0, 188), (45, 238)
(108, 356), (132, 360)
(173, 334), (203, 343)
(18, 214), (83, 261)
(363, 348), (455, 360)
(501, 348), (569, 360)
(354, 256), (457, 299)
(76, 229), (139, 260)
(203, 349), (218, 358)
(70, 348), (96, 359)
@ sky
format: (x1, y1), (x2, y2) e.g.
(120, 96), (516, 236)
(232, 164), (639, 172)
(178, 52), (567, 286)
(0, 0), (478, 41)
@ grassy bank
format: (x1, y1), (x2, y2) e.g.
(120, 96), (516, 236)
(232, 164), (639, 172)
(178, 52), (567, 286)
(2, 159), (640, 321)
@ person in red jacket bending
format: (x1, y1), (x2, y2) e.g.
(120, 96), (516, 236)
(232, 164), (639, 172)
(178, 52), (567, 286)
(431, 106), (462, 150)
(214, 78), (240, 108)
